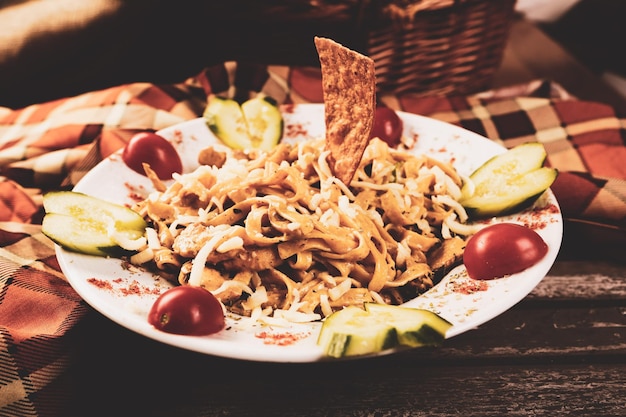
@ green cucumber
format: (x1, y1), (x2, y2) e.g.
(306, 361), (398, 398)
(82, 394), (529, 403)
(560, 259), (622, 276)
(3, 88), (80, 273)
(364, 303), (452, 347)
(203, 95), (283, 151)
(42, 191), (147, 257)
(317, 303), (451, 358)
(459, 142), (558, 218)
(317, 306), (397, 358)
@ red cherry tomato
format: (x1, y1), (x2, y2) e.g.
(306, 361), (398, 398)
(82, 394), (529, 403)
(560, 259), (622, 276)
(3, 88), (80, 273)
(122, 132), (183, 180)
(463, 223), (548, 281)
(148, 286), (225, 336)
(370, 106), (403, 147)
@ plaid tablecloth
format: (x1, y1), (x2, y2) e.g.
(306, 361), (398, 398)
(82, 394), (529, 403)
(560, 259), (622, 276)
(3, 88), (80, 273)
(1, 64), (625, 415)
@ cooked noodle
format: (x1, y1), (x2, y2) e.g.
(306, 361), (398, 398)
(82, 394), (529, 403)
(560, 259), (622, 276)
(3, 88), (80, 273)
(131, 137), (473, 323)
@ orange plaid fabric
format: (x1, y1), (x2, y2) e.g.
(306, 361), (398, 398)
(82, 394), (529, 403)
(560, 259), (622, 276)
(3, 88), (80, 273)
(1, 64), (625, 415)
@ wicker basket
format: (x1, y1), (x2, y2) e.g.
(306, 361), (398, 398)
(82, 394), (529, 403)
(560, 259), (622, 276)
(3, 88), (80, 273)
(368, 0), (518, 95)
(221, 0), (517, 96)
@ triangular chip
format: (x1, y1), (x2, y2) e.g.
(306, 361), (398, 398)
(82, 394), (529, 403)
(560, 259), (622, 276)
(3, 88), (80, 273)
(314, 37), (376, 185)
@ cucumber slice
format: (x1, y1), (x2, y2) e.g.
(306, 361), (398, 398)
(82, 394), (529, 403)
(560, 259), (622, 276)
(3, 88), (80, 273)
(317, 303), (451, 358)
(364, 303), (452, 347)
(203, 96), (249, 150)
(317, 306), (397, 358)
(42, 191), (147, 257)
(459, 142), (558, 218)
(203, 95), (283, 151)
(241, 96), (283, 150)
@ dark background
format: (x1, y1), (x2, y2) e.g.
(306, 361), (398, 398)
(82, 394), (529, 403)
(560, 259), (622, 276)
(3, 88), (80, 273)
(0, 0), (625, 109)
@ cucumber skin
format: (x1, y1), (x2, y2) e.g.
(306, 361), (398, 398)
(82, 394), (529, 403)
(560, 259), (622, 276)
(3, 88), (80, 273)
(241, 97), (284, 151)
(460, 143), (558, 219)
(463, 191), (543, 219)
(42, 213), (137, 257)
(204, 97), (251, 150)
(43, 191), (147, 231)
(317, 306), (397, 358)
(364, 303), (452, 347)
(203, 96), (283, 151)
(326, 328), (397, 358)
(318, 304), (452, 358)
(42, 191), (147, 257)
(462, 167), (558, 218)
(467, 142), (548, 184)
(397, 324), (446, 347)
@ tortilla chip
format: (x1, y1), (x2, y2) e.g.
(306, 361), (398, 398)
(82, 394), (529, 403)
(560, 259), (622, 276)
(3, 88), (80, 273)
(314, 37), (376, 185)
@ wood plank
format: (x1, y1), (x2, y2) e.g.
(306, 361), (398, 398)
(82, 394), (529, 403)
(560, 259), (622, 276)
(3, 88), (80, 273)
(66, 309), (626, 416)
(437, 304), (626, 361)
(168, 364), (626, 417)
(533, 260), (626, 299)
(71, 347), (626, 417)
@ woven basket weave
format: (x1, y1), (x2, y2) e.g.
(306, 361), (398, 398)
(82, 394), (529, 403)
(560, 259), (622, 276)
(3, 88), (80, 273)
(242, 0), (517, 96)
(369, 0), (517, 95)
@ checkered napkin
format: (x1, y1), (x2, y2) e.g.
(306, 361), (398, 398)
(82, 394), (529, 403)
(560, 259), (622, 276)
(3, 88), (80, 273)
(1, 63), (625, 415)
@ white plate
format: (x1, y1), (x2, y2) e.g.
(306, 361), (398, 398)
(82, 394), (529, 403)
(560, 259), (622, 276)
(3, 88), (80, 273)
(57, 104), (563, 362)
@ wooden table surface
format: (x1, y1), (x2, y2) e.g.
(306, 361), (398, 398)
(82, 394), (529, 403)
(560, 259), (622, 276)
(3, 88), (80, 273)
(65, 250), (626, 416)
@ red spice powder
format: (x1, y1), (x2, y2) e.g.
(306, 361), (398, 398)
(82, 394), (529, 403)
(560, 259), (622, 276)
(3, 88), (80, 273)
(86, 278), (113, 290)
(120, 280), (142, 296)
(170, 129), (184, 145)
(449, 279), (489, 295)
(87, 277), (162, 297)
(123, 182), (147, 203)
(284, 123), (309, 138)
(255, 331), (310, 346)
(517, 203), (560, 230)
